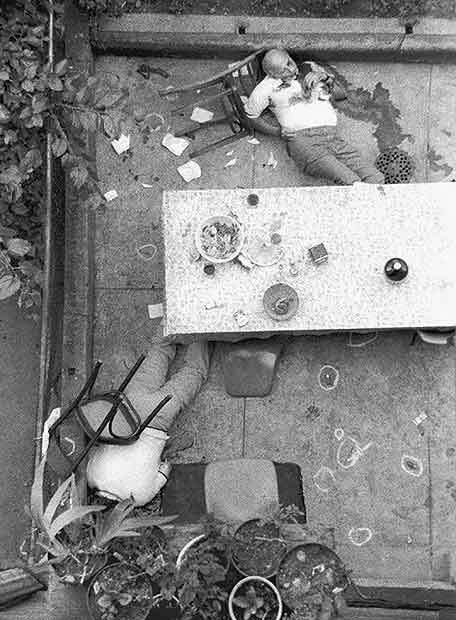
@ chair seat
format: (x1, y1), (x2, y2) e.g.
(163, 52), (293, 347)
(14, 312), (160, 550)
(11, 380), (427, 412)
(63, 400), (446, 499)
(221, 337), (284, 397)
(161, 459), (306, 524)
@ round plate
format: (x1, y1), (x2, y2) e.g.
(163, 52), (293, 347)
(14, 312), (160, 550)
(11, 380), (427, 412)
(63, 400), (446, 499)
(195, 215), (245, 264)
(263, 283), (299, 321)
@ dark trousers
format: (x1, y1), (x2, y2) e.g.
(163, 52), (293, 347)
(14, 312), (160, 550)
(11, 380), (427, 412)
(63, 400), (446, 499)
(286, 126), (384, 185)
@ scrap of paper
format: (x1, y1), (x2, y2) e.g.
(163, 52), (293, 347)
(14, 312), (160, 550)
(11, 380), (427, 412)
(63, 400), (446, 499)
(247, 137), (260, 145)
(177, 160), (201, 183)
(413, 413), (427, 426)
(224, 158), (237, 168)
(162, 132), (190, 156)
(190, 107), (214, 123)
(140, 182), (154, 188)
(226, 150), (234, 156)
(148, 303), (164, 319)
(111, 133), (130, 154)
(104, 189), (118, 202)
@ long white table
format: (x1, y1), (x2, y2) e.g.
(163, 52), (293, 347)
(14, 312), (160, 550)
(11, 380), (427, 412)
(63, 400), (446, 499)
(162, 183), (456, 337)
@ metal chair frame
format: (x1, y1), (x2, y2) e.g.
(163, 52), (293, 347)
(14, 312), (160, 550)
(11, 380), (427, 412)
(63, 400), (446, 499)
(159, 48), (271, 158)
(47, 355), (172, 473)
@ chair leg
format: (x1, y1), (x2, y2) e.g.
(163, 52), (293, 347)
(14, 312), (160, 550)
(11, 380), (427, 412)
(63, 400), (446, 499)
(189, 130), (249, 158)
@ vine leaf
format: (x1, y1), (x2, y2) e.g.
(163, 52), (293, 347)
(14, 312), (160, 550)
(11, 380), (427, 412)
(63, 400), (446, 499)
(51, 137), (67, 158)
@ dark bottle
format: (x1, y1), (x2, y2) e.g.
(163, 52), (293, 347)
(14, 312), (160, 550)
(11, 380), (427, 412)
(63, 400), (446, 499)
(203, 263), (215, 276)
(384, 258), (408, 282)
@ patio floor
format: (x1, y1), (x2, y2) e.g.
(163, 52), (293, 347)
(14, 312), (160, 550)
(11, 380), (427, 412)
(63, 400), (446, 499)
(92, 54), (456, 586)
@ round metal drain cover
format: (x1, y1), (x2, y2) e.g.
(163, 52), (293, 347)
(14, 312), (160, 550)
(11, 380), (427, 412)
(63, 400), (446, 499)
(375, 147), (414, 184)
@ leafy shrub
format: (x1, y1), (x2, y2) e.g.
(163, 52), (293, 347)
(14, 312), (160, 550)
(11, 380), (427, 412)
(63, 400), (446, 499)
(0, 0), (130, 314)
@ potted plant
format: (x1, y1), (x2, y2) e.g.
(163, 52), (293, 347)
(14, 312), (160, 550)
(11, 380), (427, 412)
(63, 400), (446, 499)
(87, 562), (155, 620)
(30, 456), (106, 584)
(231, 505), (303, 579)
(229, 576), (283, 620)
(176, 516), (232, 571)
(156, 522), (232, 620)
(276, 543), (348, 620)
(31, 456), (177, 585)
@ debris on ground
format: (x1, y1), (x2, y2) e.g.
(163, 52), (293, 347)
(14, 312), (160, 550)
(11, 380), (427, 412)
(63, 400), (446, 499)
(147, 303), (164, 319)
(177, 160), (201, 182)
(103, 190), (118, 202)
(162, 132), (190, 156)
(226, 150), (234, 156)
(267, 151), (278, 168)
(224, 158), (237, 168)
(111, 134), (130, 155)
(190, 107), (214, 123)
(247, 136), (260, 145)
(137, 64), (170, 79)
(140, 182), (154, 188)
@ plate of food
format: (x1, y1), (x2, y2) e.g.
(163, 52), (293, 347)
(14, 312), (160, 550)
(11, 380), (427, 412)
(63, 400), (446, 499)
(263, 283), (299, 322)
(195, 215), (245, 263)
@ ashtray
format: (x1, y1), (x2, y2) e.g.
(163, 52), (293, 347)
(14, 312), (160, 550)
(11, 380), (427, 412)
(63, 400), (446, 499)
(263, 283), (299, 321)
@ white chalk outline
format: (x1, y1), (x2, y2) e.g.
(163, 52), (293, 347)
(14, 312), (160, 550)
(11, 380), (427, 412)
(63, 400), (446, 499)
(336, 436), (373, 470)
(313, 465), (336, 493)
(136, 243), (157, 262)
(348, 527), (373, 547)
(401, 454), (424, 477)
(318, 365), (340, 391)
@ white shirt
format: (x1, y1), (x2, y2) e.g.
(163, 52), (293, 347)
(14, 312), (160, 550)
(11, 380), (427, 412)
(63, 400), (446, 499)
(244, 76), (337, 132)
(86, 428), (169, 506)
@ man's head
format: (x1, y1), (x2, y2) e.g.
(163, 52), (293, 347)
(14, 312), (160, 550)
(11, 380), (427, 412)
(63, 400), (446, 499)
(262, 48), (298, 83)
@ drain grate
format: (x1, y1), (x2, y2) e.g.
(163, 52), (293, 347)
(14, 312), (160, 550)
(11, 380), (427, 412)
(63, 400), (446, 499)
(375, 147), (414, 184)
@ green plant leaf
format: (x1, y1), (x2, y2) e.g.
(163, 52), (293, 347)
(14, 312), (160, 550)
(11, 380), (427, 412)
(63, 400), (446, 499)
(121, 514), (178, 530)
(118, 593), (133, 606)
(42, 474), (74, 527)
(0, 71), (9, 81)
(55, 59), (69, 76)
(70, 165), (89, 189)
(48, 505), (105, 540)
(51, 137), (67, 157)
(0, 275), (21, 300)
(97, 593), (114, 608)
(47, 74), (63, 91)
(32, 94), (48, 113)
(19, 149), (42, 174)
(30, 457), (46, 532)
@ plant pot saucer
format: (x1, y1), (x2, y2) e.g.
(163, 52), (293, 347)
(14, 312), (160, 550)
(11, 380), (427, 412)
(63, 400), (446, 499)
(263, 283), (299, 322)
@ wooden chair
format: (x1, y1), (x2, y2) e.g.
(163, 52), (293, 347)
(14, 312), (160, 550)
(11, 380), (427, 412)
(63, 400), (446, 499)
(158, 48), (281, 158)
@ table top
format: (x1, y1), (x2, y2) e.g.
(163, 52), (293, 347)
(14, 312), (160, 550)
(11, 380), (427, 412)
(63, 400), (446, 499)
(162, 183), (456, 336)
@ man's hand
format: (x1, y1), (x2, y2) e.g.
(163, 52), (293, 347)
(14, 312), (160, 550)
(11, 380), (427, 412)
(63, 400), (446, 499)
(309, 60), (335, 79)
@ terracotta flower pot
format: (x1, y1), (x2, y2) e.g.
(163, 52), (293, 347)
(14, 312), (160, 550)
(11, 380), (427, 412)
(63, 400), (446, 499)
(229, 575), (283, 620)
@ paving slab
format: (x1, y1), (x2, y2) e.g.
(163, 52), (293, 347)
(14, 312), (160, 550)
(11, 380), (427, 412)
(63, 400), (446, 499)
(243, 332), (456, 582)
(427, 64), (456, 182)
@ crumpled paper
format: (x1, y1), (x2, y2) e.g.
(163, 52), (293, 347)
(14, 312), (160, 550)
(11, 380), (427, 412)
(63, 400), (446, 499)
(190, 107), (214, 123)
(177, 160), (201, 182)
(111, 134), (130, 154)
(162, 132), (190, 156)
